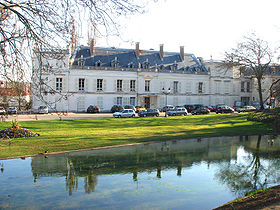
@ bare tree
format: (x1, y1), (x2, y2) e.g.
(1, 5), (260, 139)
(0, 0), (147, 113)
(223, 34), (273, 110)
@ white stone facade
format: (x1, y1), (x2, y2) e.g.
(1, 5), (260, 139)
(33, 47), (277, 112)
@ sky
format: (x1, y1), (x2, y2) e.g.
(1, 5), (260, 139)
(87, 0), (280, 61)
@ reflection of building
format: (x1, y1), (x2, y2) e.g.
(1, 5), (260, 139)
(31, 136), (243, 194)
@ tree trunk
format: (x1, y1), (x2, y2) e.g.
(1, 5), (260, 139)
(257, 77), (264, 110)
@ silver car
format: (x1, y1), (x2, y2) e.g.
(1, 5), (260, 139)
(0, 107), (6, 115)
(167, 107), (188, 116)
(113, 109), (135, 118)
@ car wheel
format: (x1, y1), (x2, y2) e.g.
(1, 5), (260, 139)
(156, 114), (159, 117)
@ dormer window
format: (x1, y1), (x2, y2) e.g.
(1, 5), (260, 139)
(173, 63), (178, 70)
(78, 59), (85, 66)
(143, 59), (150, 69)
(111, 57), (119, 68)
(95, 60), (101, 67)
(159, 65), (164, 70)
(128, 62), (134, 68)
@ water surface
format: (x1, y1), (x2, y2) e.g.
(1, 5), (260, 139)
(0, 135), (280, 209)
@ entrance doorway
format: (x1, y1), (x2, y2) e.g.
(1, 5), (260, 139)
(144, 97), (150, 108)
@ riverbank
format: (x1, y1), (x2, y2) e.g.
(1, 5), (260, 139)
(0, 113), (274, 159)
(214, 185), (280, 210)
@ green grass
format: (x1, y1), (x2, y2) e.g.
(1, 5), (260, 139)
(0, 114), (274, 159)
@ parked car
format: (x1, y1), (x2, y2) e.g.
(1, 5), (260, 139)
(236, 105), (257, 113)
(138, 109), (160, 117)
(161, 105), (175, 112)
(113, 109), (135, 118)
(216, 105), (234, 114)
(87, 105), (100, 113)
(205, 106), (215, 112)
(0, 107), (6, 115)
(124, 105), (136, 112)
(38, 106), (48, 114)
(111, 105), (123, 113)
(191, 107), (210, 115)
(135, 106), (146, 113)
(184, 104), (195, 113)
(7, 107), (17, 114)
(193, 104), (204, 110)
(167, 107), (188, 116)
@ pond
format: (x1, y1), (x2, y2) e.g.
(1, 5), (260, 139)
(0, 135), (280, 209)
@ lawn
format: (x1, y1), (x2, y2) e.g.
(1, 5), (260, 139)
(0, 114), (274, 159)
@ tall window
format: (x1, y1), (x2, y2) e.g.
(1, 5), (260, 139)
(97, 79), (103, 91)
(117, 97), (122, 105)
(198, 82), (203, 93)
(117, 80), (122, 91)
(241, 81), (245, 92)
(145, 80), (150, 92)
(130, 97), (136, 106)
(79, 78), (85, 91)
(173, 81), (178, 93)
(130, 80), (136, 92)
(246, 81), (251, 92)
(56, 78), (62, 91)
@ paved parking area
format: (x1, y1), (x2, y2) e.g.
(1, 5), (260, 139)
(0, 112), (168, 121)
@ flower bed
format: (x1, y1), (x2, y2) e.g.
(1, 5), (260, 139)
(0, 120), (40, 139)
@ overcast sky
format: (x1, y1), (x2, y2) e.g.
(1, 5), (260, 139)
(89, 0), (280, 60)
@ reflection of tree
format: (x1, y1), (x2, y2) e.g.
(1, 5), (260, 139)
(84, 170), (98, 194)
(216, 135), (280, 197)
(66, 160), (78, 196)
(65, 159), (98, 195)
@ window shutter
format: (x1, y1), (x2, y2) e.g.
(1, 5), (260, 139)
(202, 82), (206, 93)
(75, 78), (78, 91)
(113, 97), (117, 104)
(52, 78), (56, 90)
(93, 79), (97, 92)
(114, 80), (116, 91)
(85, 78), (88, 91)
(103, 79), (106, 91)
(178, 82), (181, 93)
(62, 77), (66, 92)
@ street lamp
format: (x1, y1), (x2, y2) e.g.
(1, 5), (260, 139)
(162, 87), (171, 117)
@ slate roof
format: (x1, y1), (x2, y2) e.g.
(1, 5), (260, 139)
(71, 46), (208, 72)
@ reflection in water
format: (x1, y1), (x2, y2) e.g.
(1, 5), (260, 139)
(216, 135), (280, 197)
(29, 135), (280, 197)
(1, 135), (280, 209)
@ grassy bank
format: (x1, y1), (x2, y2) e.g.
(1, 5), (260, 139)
(0, 114), (274, 159)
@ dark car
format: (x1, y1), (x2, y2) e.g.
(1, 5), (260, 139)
(111, 105), (123, 113)
(138, 108), (160, 117)
(124, 105), (136, 112)
(205, 106), (215, 112)
(184, 105), (195, 113)
(193, 104), (204, 110)
(87, 105), (100, 113)
(216, 105), (234, 114)
(7, 107), (17, 114)
(191, 107), (210, 115)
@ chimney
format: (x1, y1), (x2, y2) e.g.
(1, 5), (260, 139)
(180, 46), (184, 61)
(136, 42), (140, 58)
(160, 44), (164, 60)
(90, 39), (95, 55)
